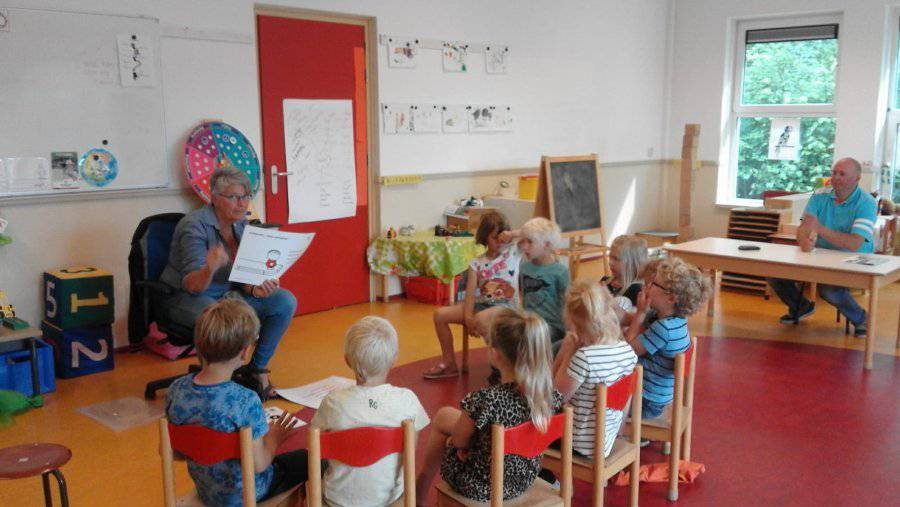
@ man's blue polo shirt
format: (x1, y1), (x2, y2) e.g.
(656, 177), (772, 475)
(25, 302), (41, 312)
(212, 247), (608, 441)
(803, 186), (877, 253)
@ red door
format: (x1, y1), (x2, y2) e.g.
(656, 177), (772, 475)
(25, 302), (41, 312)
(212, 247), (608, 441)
(257, 15), (370, 315)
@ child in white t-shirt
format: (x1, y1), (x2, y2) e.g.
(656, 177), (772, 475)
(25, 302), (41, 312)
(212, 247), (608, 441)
(553, 280), (637, 458)
(310, 316), (430, 507)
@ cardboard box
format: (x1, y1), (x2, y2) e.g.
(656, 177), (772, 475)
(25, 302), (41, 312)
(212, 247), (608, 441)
(41, 321), (114, 378)
(43, 266), (114, 329)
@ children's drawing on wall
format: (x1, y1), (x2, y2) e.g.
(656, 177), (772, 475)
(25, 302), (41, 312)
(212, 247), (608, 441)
(282, 99), (357, 223)
(51, 151), (81, 189)
(411, 105), (442, 133)
(767, 118), (800, 161)
(382, 104), (414, 134)
(485, 45), (509, 74)
(442, 41), (468, 72)
(468, 105), (496, 133)
(116, 33), (156, 87)
(441, 105), (468, 133)
(493, 106), (514, 132)
(387, 37), (419, 68)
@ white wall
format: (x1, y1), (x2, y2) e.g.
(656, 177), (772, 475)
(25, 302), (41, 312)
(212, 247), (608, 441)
(0, 0), (672, 346)
(666, 0), (898, 238)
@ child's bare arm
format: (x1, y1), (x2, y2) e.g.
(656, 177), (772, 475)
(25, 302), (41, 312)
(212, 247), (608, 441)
(449, 410), (477, 450)
(254, 412), (301, 473)
(498, 229), (521, 244)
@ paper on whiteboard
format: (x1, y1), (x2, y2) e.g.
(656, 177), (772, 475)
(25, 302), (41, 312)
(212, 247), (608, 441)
(117, 33), (156, 87)
(228, 226), (315, 285)
(387, 36), (418, 68)
(485, 45), (509, 74)
(412, 104), (442, 133)
(382, 103), (413, 134)
(275, 376), (355, 409)
(283, 99), (357, 223)
(442, 105), (468, 133)
(2, 157), (51, 193)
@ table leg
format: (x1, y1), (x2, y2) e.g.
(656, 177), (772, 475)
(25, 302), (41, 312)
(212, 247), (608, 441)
(447, 278), (456, 305)
(865, 279), (878, 370)
(381, 275), (390, 303)
(28, 337), (40, 398)
(706, 270), (720, 318)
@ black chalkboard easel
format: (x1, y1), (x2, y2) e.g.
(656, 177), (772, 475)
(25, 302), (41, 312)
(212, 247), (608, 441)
(533, 154), (607, 278)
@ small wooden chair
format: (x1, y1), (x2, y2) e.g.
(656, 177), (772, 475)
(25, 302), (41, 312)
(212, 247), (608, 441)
(158, 418), (300, 507)
(542, 365), (643, 507)
(307, 420), (416, 507)
(435, 406), (574, 507)
(623, 336), (698, 502)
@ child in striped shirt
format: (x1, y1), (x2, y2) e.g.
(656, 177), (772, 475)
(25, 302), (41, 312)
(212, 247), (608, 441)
(624, 257), (710, 419)
(553, 279), (638, 458)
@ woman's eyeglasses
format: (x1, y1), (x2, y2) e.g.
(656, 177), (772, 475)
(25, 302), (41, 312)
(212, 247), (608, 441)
(650, 281), (671, 293)
(218, 193), (252, 202)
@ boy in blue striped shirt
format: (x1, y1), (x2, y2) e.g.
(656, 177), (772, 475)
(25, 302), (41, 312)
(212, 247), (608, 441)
(624, 258), (711, 419)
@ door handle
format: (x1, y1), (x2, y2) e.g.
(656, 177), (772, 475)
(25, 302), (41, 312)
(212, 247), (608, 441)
(270, 165), (294, 195)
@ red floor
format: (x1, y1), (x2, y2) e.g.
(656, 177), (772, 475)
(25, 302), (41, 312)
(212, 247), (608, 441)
(284, 337), (900, 506)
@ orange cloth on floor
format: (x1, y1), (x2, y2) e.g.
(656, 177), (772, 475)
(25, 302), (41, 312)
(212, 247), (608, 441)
(613, 460), (706, 486)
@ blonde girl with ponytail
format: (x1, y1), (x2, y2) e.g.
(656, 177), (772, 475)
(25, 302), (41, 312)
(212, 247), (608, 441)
(416, 307), (562, 504)
(553, 280), (637, 459)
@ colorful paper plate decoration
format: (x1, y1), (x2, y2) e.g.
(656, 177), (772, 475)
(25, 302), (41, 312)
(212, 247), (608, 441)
(79, 149), (119, 187)
(183, 121), (261, 203)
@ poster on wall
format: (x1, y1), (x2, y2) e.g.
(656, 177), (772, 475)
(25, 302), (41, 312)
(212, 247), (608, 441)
(485, 45), (509, 74)
(387, 36), (418, 68)
(282, 99), (357, 223)
(117, 33), (156, 87)
(767, 118), (800, 161)
(442, 41), (468, 72)
(441, 105), (468, 133)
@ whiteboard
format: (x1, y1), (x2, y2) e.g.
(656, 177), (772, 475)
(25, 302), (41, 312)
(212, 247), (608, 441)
(0, 7), (166, 197)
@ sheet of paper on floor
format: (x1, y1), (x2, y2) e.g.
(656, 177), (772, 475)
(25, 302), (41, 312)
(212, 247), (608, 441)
(275, 375), (355, 409)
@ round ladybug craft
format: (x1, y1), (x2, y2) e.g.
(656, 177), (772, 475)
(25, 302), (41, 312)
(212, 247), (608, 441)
(183, 121), (261, 203)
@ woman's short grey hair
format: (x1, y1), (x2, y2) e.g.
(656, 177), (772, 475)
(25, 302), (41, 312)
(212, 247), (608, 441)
(210, 166), (252, 196)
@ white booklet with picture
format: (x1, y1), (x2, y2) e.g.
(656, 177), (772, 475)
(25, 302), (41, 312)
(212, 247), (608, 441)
(844, 255), (890, 267)
(228, 226), (315, 285)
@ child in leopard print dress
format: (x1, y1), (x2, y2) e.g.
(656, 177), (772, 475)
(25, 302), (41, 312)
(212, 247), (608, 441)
(415, 307), (563, 503)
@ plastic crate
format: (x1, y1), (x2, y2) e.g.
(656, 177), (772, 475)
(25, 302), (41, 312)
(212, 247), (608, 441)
(0, 339), (56, 396)
(402, 275), (461, 306)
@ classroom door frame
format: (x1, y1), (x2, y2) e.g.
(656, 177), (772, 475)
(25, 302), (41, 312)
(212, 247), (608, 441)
(253, 4), (382, 302)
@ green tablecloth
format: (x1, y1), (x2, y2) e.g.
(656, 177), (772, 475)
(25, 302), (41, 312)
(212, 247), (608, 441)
(367, 231), (485, 283)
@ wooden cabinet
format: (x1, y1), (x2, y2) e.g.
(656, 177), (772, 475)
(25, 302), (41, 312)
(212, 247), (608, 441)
(722, 208), (789, 294)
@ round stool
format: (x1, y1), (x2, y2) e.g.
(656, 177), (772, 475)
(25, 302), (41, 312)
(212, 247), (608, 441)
(0, 443), (71, 506)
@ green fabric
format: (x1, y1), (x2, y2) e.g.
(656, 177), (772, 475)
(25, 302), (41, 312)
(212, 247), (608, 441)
(367, 231), (485, 283)
(0, 389), (42, 427)
(520, 261), (570, 342)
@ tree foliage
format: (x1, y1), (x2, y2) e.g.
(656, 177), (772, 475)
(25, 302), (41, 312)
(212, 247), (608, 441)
(736, 39), (837, 199)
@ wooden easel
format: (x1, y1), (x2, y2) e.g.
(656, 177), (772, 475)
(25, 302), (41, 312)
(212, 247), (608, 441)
(534, 154), (607, 280)
(679, 124), (700, 241)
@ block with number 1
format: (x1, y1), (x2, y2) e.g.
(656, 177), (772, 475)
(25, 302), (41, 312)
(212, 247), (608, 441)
(43, 266), (114, 329)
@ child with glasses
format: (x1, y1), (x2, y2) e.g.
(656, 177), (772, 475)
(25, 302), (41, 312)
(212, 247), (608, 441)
(623, 257), (710, 419)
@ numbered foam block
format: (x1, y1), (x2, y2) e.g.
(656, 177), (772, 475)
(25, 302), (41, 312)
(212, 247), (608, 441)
(41, 321), (114, 378)
(44, 266), (114, 329)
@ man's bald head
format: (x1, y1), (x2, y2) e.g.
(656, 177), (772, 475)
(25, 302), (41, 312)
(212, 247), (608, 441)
(833, 157), (862, 176)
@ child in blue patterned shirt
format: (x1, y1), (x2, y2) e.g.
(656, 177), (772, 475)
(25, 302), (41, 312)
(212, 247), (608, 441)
(165, 299), (310, 507)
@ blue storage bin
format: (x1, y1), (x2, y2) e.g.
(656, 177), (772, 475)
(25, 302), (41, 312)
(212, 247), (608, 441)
(0, 339), (56, 396)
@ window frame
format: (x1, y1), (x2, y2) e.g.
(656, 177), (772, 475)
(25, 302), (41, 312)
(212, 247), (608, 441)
(720, 14), (842, 206)
(882, 13), (900, 201)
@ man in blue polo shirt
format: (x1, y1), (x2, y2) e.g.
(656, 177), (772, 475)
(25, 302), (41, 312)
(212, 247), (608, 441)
(767, 157), (877, 336)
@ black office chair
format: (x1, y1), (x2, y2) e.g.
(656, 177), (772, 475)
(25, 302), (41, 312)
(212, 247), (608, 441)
(128, 213), (200, 400)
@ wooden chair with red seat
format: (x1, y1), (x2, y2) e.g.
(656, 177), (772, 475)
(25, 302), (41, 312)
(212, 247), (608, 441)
(542, 365), (644, 507)
(158, 418), (301, 507)
(306, 420), (416, 507)
(623, 336), (698, 502)
(435, 406), (574, 507)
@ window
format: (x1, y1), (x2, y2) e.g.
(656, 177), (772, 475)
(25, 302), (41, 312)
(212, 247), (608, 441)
(883, 17), (900, 202)
(722, 18), (840, 205)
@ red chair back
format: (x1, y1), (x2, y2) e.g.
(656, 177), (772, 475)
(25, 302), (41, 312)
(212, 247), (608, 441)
(167, 423), (241, 466)
(318, 425), (405, 467)
(606, 369), (639, 411)
(503, 411), (567, 459)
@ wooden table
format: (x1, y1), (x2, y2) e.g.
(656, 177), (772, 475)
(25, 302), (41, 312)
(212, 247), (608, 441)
(666, 237), (900, 370)
(0, 326), (43, 397)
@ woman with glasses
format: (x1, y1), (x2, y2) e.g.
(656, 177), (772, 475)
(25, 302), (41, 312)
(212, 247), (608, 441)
(160, 166), (297, 399)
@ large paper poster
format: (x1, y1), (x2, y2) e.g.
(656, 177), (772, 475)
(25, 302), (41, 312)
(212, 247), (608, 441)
(283, 99), (357, 223)
(767, 118), (800, 161)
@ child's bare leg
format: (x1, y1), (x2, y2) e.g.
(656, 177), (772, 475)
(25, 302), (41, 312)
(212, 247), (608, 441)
(425, 304), (465, 376)
(416, 406), (461, 504)
(474, 305), (506, 340)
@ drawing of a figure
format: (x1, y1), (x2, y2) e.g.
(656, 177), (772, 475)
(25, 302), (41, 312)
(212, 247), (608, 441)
(265, 249), (282, 276)
(775, 125), (793, 157)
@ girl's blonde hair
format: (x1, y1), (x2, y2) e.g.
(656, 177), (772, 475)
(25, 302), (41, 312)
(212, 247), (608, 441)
(610, 235), (649, 289)
(564, 279), (623, 346)
(521, 217), (561, 249)
(489, 307), (555, 432)
(655, 257), (712, 317)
